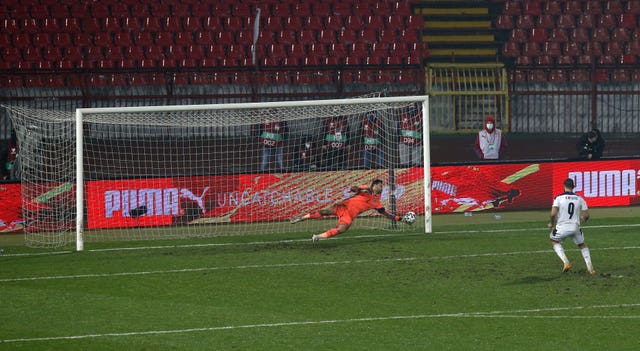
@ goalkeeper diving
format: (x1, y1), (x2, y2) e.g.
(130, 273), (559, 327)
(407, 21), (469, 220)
(290, 179), (413, 242)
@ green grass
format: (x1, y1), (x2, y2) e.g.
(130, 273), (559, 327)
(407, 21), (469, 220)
(1, 208), (639, 350)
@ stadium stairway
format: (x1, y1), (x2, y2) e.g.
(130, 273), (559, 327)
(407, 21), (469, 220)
(414, 0), (499, 63)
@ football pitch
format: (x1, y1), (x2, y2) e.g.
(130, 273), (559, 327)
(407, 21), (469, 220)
(1, 207), (639, 350)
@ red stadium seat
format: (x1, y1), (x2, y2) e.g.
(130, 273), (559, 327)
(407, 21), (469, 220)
(94, 32), (114, 47)
(338, 29), (358, 44)
(592, 27), (610, 42)
(42, 18), (60, 33)
(570, 70), (591, 81)
(345, 15), (365, 31)
(502, 41), (520, 57)
(619, 53), (637, 64)
(202, 17), (222, 32)
(585, 0), (603, 15)
(626, 40), (640, 55)
(529, 28), (547, 43)
(598, 14), (616, 28)
(564, 1), (583, 15)
(536, 14), (555, 29)
(618, 14), (637, 29)
(516, 14), (535, 29)
(556, 14), (576, 29)
(104, 47), (124, 61)
(522, 42), (541, 57)
(43, 47), (62, 62)
(570, 28), (590, 42)
(584, 41), (603, 56)
(503, 1), (521, 15)
(577, 14), (595, 28)
(550, 28), (569, 42)
(627, 0), (640, 14)
(611, 69), (629, 81)
(605, 41), (623, 56)
(544, 1), (562, 15)
(155, 32), (174, 47)
(523, 1), (541, 16)
(318, 29), (337, 44)
(605, 0), (624, 14)
(557, 55), (575, 65)
(536, 55), (554, 65)
(549, 69), (567, 82)
(195, 32), (214, 45)
(12, 33), (31, 48)
(563, 42), (582, 56)
(611, 28), (630, 42)
(495, 15), (514, 30)
(325, 16), (344, 31)
(32, 33), (51, 47)
(543, 42), (562, 57)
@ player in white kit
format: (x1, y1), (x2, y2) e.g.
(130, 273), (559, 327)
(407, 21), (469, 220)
(547, 178), (596, 275)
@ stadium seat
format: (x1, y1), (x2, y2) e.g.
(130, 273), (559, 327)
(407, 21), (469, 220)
(605, 41), (624, 56)
(118, 59), (137, 69)
(550, 28), (569, 42)
(359, 29), (378, 44)
(276, 30), (296, 45)
(90, 3), (110, 18)
(22, 18), (40, 34)
(42, 18), (60, 33)
(124, 46), (144, 61)
(94, 32), (113, 47)
(577, 54), (594, 65)
(577, 14), (595, 28)
(611, 69), (629, 81)
(326, 15), (345, 31)
(353, 2), (372, 17)
(543, 42), (562, 57)
(32, 33), (51, 47)
(174, 32), (193, 46)
(142, 17), (162, 32)
(85, 47), (104, 62)
(529, 28), (547, 43)
(502, 41), (520, 57)
(338, 29), (358, 44)
(598, 14), (616, 28)
(556, 14), (576, 29)
(495, 14), (514, 30)
(298, 30), (316, 45)
(563, 41), (582, 56)
(618, 14), (637, 29)
(345, 15), (365, 31)
(121, 17), (140, 32)
(154, 32), (173, 47)
(202, 17), (222, 32)
(195, 32), (214, 45)
(564, 1), (583, 15)
(557, 55), (575, 65)
(544, 1), (562, 15)
(63, 46), (83, 61)
(180, 17), (200, 33)
(527, 70), (548, 82)
(592, 27), (610, 42)
(605, 0), (624, 14)
(537, 14), (555, 29)
(2, 18), (20, 35)
(135, 32), (153, 46)
(585, 0), (603, 14)
(549, 69), (567, 82)
(12, 33), (31, 48)
(516, 14), (535, 29)
(51, 5), (70, 19)
(584, 41), (603, 56)
(619, 53), (637, 64)
(102, 17), (121, 33)
(522, 42), (541, 57)
(305, 16), (324, 31)
(536, 55), (554, 65)
(570, 70), (590, 81)
(216, 31), (235, 45)
(611, 28), (630, 42)
(522, 1), (541, 16)
(595, 68), (609, 81)
(379, 29), (397, 44)
(626, 40), (640, 55)
(400, 28), (419, 43)
(570, 27), (590, 42)
(333, 2), (352, 16)
(105, 46), (124, 61)
(599, 55), (616, 64)
(43, 47), (62, 62)
(503, 1), (521, 16)
(627, 0), (640, 14)
(0, 33), (9, 47)
(513, 53), (536, 66)
(318, 29), (337, 45)
(111, 32), (131, 47)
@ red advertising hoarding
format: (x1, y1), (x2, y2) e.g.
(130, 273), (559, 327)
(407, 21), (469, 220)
(2, 159), (639, 233)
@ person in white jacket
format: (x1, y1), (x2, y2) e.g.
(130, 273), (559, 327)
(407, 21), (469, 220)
(474, 115), (506, 160)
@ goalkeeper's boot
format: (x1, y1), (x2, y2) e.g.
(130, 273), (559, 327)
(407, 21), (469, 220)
(562, 262), (572, 273)
(588, 269), (597, 276)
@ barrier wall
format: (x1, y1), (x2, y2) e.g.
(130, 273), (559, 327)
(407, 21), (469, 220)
(2, 159), (639, 233)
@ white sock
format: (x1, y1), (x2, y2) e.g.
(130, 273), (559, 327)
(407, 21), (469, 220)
(553, 244), (569, 264)
(581, 247), (594, 271)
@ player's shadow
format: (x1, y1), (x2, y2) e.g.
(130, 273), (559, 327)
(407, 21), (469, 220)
(504, 275), (562, 285)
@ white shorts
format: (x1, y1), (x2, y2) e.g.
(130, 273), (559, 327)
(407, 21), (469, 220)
(550, 228), (585, 245)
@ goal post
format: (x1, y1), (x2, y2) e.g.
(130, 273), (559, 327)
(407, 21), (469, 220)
(4, 95), (431, 250)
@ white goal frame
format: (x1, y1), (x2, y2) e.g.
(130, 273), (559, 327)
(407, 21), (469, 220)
(71, 95), (431, 251)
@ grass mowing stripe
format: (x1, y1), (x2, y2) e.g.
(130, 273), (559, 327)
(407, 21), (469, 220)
(2, 246), (639, 283)
(2, 222), (639, 259)
(2, 303), (638, 344)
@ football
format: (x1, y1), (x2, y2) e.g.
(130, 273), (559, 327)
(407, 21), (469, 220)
(402, 211), (416, 224)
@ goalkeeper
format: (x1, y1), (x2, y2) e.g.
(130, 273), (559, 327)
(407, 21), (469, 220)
(290, 179), (404, 242)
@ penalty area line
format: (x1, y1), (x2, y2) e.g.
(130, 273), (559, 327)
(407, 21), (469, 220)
(2, 303), (639, 344)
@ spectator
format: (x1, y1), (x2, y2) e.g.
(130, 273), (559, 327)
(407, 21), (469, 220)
(577, 125), (605, 160)
(259, 118), (286, 172)
(1, 129), (20, 181)
(399, 104), (423, 167)
(293, 139), (318, 171)
(474, 115), (506, 160)
(321, 116), (350, 170)
(362, 112), (384, 169)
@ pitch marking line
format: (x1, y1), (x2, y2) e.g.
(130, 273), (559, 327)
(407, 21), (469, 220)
(1, 246), (639, 283)
(2, 222), (640, 258)
(2, 303), (639, 344)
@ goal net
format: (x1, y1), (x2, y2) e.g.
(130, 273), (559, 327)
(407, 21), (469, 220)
(3, 95), (431, 250)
